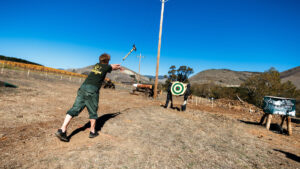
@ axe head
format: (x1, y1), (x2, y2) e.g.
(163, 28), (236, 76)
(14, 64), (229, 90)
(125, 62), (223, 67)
(133, 44), (137, 51)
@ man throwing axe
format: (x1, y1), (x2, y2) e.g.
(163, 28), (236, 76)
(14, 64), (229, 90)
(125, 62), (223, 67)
(55, 53), (123, 142)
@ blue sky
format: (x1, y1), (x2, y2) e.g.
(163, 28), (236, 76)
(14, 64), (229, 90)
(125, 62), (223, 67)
(0, 0), (299, 76)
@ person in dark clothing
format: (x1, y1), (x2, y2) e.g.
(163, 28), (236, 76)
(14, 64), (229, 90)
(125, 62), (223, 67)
(55, 53), (123, 142)
(181, 83), (191, 111)
(164, 82), (174, 108)
(163, 74), (191, 111)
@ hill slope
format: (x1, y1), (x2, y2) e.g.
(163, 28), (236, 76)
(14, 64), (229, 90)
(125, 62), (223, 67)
(189, 69), (260, 86)
(280, 66), (300, 89)
(0, 55), (42, 66)
(67, 65), (150, 83)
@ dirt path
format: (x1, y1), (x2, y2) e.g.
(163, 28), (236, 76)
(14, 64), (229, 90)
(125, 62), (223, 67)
(0, 69), (299, 168)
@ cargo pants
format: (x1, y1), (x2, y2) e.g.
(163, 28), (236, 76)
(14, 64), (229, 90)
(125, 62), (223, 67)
(67, 84), (99, 119)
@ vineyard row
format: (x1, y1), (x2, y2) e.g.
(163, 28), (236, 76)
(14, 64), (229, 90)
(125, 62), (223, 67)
(0, 60), (87, 78)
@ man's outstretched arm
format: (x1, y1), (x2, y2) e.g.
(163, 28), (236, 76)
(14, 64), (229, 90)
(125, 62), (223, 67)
(111, 64), (124, 71)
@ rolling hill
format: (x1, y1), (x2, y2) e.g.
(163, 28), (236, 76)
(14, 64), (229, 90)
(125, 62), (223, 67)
(280, 66), (300, 89)
(67, 65), (150, 83)
(3, 54), (298, 88)
(0, 55), (42, 66)
(189, 69), (260, 87)
(189, 67), (300, 88)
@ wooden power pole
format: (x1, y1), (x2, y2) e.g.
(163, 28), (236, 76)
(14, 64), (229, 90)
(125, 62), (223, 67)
(154, 0), (167, 99)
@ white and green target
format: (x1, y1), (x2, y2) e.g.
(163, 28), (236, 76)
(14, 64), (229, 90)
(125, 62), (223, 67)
(171, 81), (187, 96)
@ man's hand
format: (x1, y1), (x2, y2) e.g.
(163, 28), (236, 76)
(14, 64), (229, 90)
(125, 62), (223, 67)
(111, 64), (122, 70)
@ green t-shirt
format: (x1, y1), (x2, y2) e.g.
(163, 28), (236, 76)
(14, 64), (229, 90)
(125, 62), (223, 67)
(81, 63), (112, 92)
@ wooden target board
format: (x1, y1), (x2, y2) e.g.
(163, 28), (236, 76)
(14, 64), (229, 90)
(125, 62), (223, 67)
(171, 81), (187, 96)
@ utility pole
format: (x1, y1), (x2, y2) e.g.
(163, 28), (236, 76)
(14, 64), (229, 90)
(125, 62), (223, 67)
(137, 53), (144, 84)
(154, 0), (167, 99)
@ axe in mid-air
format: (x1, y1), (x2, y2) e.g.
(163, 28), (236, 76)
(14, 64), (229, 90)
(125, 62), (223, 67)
(122, 44), (137, 61)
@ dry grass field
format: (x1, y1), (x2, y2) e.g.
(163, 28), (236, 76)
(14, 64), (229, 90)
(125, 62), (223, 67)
(0, 68), (299, 169)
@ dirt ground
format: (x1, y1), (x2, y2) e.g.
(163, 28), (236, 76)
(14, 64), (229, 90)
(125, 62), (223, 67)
(0, 69), (299, 169)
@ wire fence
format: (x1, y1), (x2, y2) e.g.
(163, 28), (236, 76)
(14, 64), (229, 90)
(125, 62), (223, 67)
(0, 60), (87, 78)
(0, 61), (86, 84)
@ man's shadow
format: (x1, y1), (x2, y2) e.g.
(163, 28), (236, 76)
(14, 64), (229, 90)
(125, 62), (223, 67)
(274, 149), (300, 162)
(67, 112), (121, 140)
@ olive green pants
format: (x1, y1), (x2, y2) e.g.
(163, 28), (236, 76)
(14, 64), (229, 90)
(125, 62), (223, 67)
(67, 86), (99, 119)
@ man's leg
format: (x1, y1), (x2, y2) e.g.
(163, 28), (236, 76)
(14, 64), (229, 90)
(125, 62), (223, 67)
(55, 115), (73, 142)
(86, 92), (99, 138)
(164, 91), (173, 108)
(55, 114), (73, 142)
(61, 114), (73, 132)
(89, 119), (96, 133)
(55, 89), (85, 142)
(164, 83), (173, 108)
(89, 118), (99, 138)
(181, 84), (191, 111)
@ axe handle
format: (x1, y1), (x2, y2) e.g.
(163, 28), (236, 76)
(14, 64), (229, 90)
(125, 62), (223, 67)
(122, 48), (135, 61)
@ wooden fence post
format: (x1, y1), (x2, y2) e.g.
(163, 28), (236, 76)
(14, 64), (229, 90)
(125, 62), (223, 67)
(27, 70), (30, 77)
(1, 63), (4, 74)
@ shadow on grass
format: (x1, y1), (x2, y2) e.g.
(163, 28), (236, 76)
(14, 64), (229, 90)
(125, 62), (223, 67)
(67, 112), (121, 140)
(239, 120), (287, 134)
(274, 149), (300, 162)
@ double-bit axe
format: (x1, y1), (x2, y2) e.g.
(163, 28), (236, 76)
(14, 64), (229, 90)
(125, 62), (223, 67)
(122, 44), (137, 61)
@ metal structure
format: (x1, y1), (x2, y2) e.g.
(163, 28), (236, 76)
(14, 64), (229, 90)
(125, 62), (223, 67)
(263, 96), (296, 116)
(154, 0), (167, 99)
(132, 83), (154, 97)
(137, 53), (144, 84)
(103, 78), (115, 89)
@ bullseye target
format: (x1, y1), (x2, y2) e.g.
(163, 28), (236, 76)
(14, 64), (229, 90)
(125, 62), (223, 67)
(171, 81), (187, 96)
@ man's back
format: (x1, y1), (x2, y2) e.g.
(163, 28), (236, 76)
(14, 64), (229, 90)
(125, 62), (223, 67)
(81, 63), (112, 92)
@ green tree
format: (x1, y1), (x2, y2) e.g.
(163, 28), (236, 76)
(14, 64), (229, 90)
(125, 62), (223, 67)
(177, 66), (194, 82)
(241, 68), (300, 107)
(163, 65), (194, 91)
(168, 65), (177, 81)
